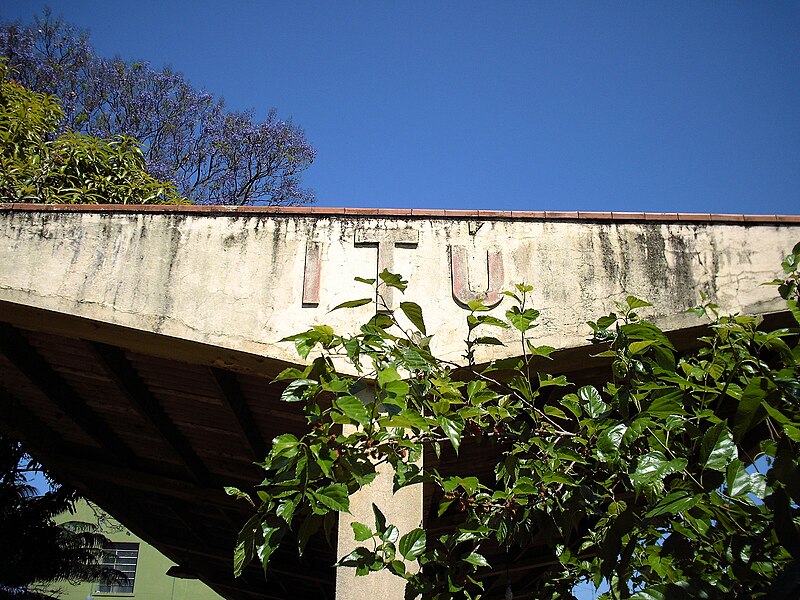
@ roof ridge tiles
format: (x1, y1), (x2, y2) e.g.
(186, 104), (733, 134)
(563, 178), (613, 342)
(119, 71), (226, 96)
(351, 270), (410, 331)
(1, 203), (798, 224)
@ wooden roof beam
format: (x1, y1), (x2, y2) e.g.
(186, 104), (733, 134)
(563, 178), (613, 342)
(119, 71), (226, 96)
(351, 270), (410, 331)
(0, 385), (64, 453)
(53, 455), (234, 508)
(160, 542), (334, 588)
(86, 341), (213, 486)
(210, 367), (268, 461)
(0, 323), (135, 462)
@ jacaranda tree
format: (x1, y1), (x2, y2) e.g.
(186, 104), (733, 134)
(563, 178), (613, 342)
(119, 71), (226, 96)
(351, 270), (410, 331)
(1, 9), (316, 206)
(228, 244), (800, 599)
(0, 59), (183, 204)
(0, 57), (169, 597)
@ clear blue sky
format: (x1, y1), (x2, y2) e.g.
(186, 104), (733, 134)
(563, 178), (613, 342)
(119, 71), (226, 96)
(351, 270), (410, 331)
(3, 1), (798, 214)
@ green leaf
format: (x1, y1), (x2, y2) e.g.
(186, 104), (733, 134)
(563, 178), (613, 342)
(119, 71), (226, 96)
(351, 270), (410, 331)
(344, 337), (361, 364)
(256, 522), (286, 572)
(400, 347), (430, 370)
(733, 377), (771, 442)
(383, 379), (410, 402)
(726, 460), (766, 500)
(527, 343), (556, 358)
(762, 401), (793, 426)
(225, 487), (253, 505)
(399, 301), (426, 334)
(383, 409), (430, 430)
(367, 313), (395, 330)
(630, 451), (687, 492)
(334, 395), (371, 426)
(331, 298), (373, 310)
(645, 391), (686, 418)
(596, 314), (618, 329)
(608, 500), (627, 516)
(505, 306), (540, 332)
(276, 499), (297, 523)
(437, 415), (465, 453)
(787, 299), (800, 327)
(280, 379), (316, 403)
(544, 405), (568, 420)
(443, 476), (481, 495)
(322, 378), (352, 394)
(378, 366), (401, 387)
(463, 551), (490, 567)
(578, 385), (609, 418)
(597, 423), (627, 461)
(387, 560), (406, 577)
(645, 491), (698, 518)
(399, 528), (427, 560)
(629, 340), (656, 355)
(297, 514), (323, 556)
(271, 433), (300, 457)
(382, 524), (400, 546)
(629, 586), (667, 600)
(620, 322), (675, 350)
(351, 521), (373, 542)
(626, 295), (653, 310)
(700, 422), (736, 472)
(379, 270), (408, 291)
(273, 367), (308, 382)
(373, 504), (387, 533)
(280, 332), (319, 359)
(313, 483), (350, 513)
(539, 373), (569, 388)
(467, 314), (509, 329)
(354, 276), (376, 285)
(233, 513), (260, 577)
(467, 299), (490, 312)
(501, 290), (521, 303)
(475, 336), (505, 346)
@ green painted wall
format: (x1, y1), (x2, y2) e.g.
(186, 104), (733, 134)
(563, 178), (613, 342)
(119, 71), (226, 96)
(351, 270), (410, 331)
(49, 501), (223, 600)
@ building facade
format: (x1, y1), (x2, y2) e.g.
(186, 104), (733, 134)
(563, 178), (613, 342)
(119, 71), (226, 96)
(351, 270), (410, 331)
(2, 204), (799, 599)
(52, 501), (223, 600)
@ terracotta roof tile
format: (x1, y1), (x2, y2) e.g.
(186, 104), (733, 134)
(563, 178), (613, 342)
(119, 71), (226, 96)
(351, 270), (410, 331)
(510, 210), (548, 219)
(676, 213), (712, 222)
(1, 203), (797, 225)
(578, 211), (613, 220)
(644, 212), (680, 221)
(544, 211), (580, 219)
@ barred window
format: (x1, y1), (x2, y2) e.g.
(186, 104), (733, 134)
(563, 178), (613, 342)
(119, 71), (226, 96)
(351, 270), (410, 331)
(98, 542), (139, 594)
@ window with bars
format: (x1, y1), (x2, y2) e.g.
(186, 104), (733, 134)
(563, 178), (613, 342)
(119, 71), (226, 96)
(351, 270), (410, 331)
(98, 542), (139, 594)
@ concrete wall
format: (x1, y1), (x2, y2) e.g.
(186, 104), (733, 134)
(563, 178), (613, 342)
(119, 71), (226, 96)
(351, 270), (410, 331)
(1, 207), (797, 369)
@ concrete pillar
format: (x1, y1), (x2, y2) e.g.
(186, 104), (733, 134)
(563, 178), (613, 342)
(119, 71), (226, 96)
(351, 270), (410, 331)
(335, 415), (423, 599)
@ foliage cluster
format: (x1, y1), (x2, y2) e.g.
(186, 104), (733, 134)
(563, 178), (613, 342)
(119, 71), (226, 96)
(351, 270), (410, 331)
(229, 244), (800, 599)
(0, 433), (121, 598)
(0, 59), (184, 204)
(1, 10), (316, 205)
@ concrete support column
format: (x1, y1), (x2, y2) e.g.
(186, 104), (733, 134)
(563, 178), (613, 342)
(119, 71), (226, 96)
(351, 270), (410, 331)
(335, 420), (423, 599)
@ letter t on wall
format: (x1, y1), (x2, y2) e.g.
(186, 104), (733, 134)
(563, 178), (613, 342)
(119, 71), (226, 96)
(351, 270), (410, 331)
(354, 227), (419, 310)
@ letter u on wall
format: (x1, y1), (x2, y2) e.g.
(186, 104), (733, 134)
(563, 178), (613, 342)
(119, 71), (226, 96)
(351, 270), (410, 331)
(450, 245), (504, 308)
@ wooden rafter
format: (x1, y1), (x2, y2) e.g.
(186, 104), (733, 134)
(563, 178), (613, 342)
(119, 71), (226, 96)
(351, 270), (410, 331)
(0, 323), (135, 462)
(210, 367), (267, 460)
(86, 340), (212, 485)
(0, 385), (64, 452)
(159, 541), (335, 588)
(50, 454), (234, 508)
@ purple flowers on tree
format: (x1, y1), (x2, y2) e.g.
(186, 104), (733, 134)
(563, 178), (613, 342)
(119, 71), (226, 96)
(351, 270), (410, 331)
(1, 10), (316, 205)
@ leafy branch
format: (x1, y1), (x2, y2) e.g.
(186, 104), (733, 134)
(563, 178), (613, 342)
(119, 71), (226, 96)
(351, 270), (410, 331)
(229, 245), (800, 599)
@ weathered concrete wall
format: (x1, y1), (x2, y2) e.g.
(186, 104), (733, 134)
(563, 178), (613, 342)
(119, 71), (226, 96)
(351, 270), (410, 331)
(1, 207), (797, 367)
